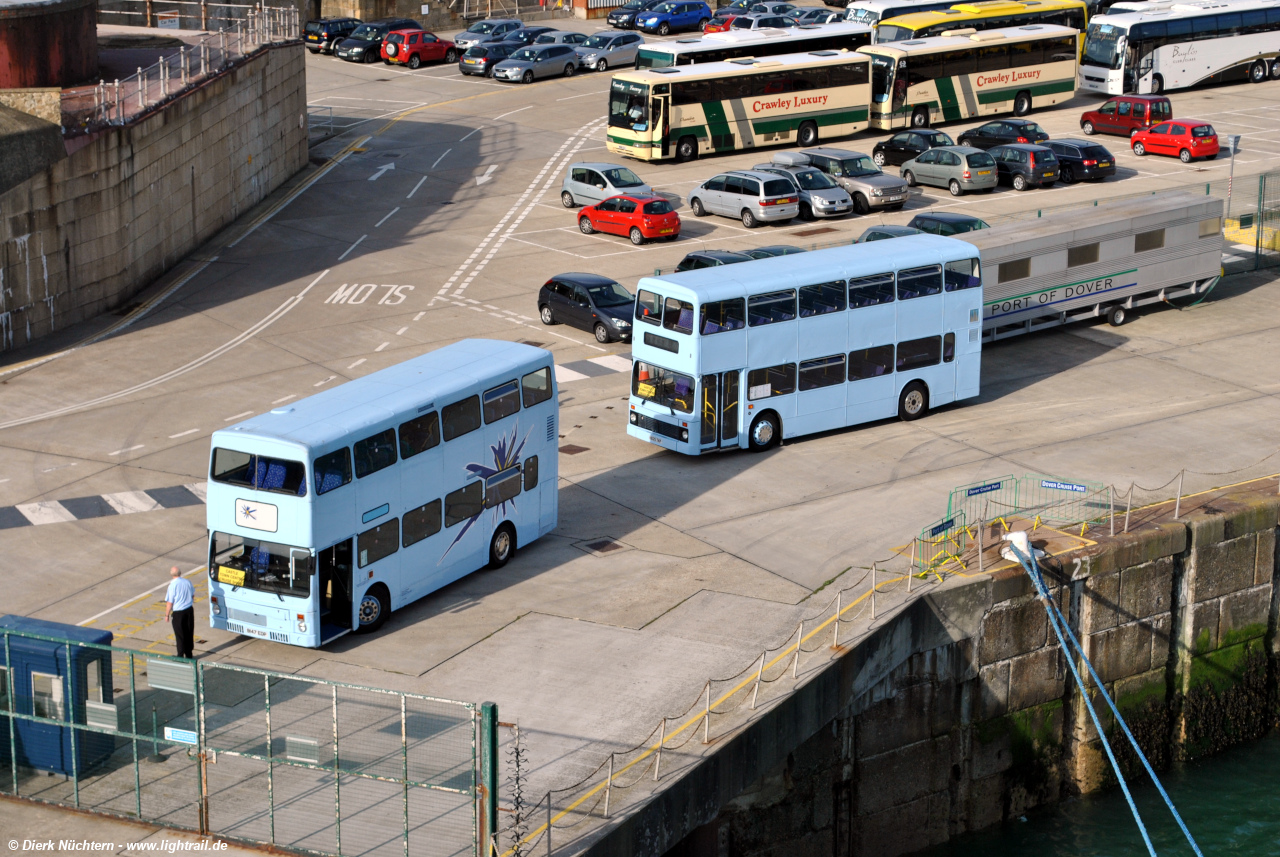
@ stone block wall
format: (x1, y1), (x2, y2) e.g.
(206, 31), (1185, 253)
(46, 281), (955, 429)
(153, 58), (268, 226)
(0, 43), (308, 352)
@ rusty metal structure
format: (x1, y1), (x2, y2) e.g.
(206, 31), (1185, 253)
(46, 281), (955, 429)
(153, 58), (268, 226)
(0, 0), (98, 88)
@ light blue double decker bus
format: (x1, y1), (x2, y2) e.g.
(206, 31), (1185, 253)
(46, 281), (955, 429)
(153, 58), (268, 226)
(626, 235), (983, 454)
(206, 340), (558, 647)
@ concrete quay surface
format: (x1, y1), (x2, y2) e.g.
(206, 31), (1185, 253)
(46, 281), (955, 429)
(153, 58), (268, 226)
(1, 26), (1280, 853)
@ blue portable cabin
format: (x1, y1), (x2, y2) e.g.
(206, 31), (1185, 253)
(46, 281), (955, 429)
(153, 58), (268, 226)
(0, 616), (115, 776)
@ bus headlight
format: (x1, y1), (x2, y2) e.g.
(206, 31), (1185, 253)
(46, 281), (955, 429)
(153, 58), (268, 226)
(681, 429), (689, 441)
(297, 621), (307, 633)
(630, 413), (637, 424)
(210, 597), (221, 615)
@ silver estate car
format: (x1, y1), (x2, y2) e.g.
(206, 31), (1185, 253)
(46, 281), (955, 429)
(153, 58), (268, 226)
(454, 18), (522, 49)
(561, 162), (652, 207)
(688, 169), (799, 228)
(575, 30), (644, 71)
(900, 146), (998, 196)
(753, 158), (852, 220)
(798, 148), (909, 214)
(491, 43), (579, 82)
(534, 30), (589, 46)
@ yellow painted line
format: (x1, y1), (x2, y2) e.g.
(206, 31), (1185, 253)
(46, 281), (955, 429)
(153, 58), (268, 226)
(372, 88), (509, 137)
(79, 566), (208, 627)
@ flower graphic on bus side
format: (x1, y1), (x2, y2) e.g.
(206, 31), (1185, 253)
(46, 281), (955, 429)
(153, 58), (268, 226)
(439, 422), (530, 564)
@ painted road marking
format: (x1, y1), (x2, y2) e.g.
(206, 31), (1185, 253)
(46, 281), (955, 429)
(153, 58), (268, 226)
(431, 148), (452, 169)
(590, 355), (632, 373)
(0, 484), (206, 530)
(368, 163), (396, 181)
(407, 176), (427, 198)
(476, 165), (498, 185)
(375, 206), (400, 227)
(104, 490), (162, 515)
(272, 394), (296, 405)
(348, 358), (366, 369)
(224, 411), (253, 422)
(169, 428), (200, 438)
(314, 375), (337, 386)
(14, 501), (77, 525)
(494, 106), (533, 120)
(338, 235), (367, 260)
(554, 365), (590, 384)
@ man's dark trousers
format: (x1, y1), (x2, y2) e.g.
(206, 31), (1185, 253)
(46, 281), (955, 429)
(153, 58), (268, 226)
(172, 608), (195, 658)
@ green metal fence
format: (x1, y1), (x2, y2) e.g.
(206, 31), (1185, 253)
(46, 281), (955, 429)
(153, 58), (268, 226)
(0, 628), (486, 857)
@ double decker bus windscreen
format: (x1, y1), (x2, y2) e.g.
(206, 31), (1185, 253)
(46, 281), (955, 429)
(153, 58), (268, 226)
(211, 531), (313, 597)
(610, 79), (649, 128)
(1084, 22), (1125, 68)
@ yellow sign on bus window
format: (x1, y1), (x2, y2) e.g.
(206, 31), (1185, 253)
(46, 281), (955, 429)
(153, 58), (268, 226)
(637, 382), (656, 398)
(218, 566), (246, 586)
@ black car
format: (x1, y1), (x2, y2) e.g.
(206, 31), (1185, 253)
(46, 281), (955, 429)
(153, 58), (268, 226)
(957, 119), (1050, 151)
(673, 250), (753, 272)
(505, 25), (556, 47)
(304, 17), (360, 54)
(906, 212), (989, 236)
(1046, 139), (1117, 184)
(608, 0), (663, 28)
(871, 129), (954, 167)
(335, 18), (421, 63)
(459, 40), (520, 76)
(989, 143), (1060, 191)
(855, 225), (921, 243)
(538, 274), (635, 343)
(744, 245), (805, 259)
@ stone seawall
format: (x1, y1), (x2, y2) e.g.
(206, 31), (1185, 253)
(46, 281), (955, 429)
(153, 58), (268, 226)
(600, 489), (1280, 857)
(0, 42), (308, 352)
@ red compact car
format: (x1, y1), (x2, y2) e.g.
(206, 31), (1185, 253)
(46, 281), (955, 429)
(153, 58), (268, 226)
(381, 29), (458, 68)
(704, 14), (739, 31)
(1130, 120), (1219, 163)
(578, 193), (680, 244)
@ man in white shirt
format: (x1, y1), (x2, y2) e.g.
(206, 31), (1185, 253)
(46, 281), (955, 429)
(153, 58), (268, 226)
(165, 566), (196, 658)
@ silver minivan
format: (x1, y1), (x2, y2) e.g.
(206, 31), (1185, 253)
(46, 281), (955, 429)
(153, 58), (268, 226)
(575, 31), (644, 71)
(491, 43), (579, 82)
(688, 170), (799, 228)
(561, 162), (652, 207)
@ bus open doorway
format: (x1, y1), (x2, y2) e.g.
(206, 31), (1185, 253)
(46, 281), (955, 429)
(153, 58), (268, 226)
(318, 539), (353, 643)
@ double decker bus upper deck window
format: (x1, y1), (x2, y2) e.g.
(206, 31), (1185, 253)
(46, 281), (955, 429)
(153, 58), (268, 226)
(212, 448), (308, 496)
(700, 299), (746, 334)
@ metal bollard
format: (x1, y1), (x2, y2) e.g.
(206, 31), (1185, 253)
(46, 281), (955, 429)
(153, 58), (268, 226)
(1174, 470), (1184, 519)
(792, 622), (803, 679)
(749, 652), (765, 710)
(870, 562), (876, 619)
(702, 683), (710, 744)
(603, 754), (614, 818)
(136, 68), (144, 110)
(654, 718), (665, 780)
(1124, 483), (1133, 533)
(832, 591), (841, 649)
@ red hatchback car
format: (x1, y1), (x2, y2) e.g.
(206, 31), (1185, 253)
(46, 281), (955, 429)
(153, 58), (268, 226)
(1131, 120), (1219, 163)
(704, 14), (739, 31)
(578, 193), (680, 244)
(381, 29), (458, 67)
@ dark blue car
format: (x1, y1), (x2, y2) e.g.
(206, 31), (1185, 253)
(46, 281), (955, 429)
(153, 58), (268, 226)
(635, 0), (712, 34)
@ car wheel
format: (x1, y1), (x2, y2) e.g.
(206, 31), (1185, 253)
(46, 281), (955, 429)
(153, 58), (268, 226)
(690, 197), (706, 217)
(522, 70), (534, 83)
(748, 412), (779, 452)
(898, 381), (928, 421)
(741, 208), (757, 228)
(797, 121), (819, 147)
(596, 58), (608, 71)
(853, 193), (869, 215)
(1133, 141), (1146, 156)
(1012, 174), (1028, 191)
(408, 54), (421, 69)
(1082, 121), (1095, 136)
(873, 150), (886, 167)
(561, 191), (575, 208)
(948, 179), (962, 197)
(365, 51), (379, 63)
(1107, 305), (1127, 327)
(564, 63), (575, 77)
(630, 226), (645, 245)
(1060, 165), (1075, 185)
(539, 305), (556, 325)
(1179, 148), (1192, 163)
(658, 22), (670, 34)
(1150, 74), (1163, 94)
(910, 108), (929, 128)
(579, 217), (595, 234)
(1013, 90), (1032, 116)
(799, 202), (813, 221)
(594, 322), (611, 343)
(354, 585), (389, 633)
(488, 523), (516, 569)
(902, 170), (916, 187)
(445, 48), (458, 63)
(1130, 127), (1141, 139)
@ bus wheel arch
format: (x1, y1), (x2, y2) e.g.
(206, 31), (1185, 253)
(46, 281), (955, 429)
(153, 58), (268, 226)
(748, 411), (780, 452)
(797, 120), (819, 147)
(910, 107), (929, 128)
(898, 381), (929, 421)
(676, 135), (698, 162)
(1013, 90), (1032, 116)
(489, 522), (517, 569)
(355, 584), (390, 633)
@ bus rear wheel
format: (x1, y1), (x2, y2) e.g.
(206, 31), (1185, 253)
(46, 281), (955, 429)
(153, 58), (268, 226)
(898, 381), (929, 421)
(748, 412), (779, 452)
(355, 585), (389, 633)
(489, 523), (516, 569)
(1249, 60), (1267, 83)
(1013, 90), (1032, 116)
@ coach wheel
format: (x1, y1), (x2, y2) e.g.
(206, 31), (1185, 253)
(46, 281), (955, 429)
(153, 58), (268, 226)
(488, 523), (516, 569)
(676, 135), (698, 162)
(902, 169), (916, 188)
(1013, 90), (1032, 116)
(1133, 141), (1146, 156)
(539, 304), (556, 325)
(898, 381), (928, 422)
(1107, 305), (1127, 327)
(910, 108), (929, 128)
(748, 412), (779, 452)
(1179, 148), (1192, 163)
(1149, 74), (1163, 94)
(797, 121), (819, 147)
(1249, 60), (1267, 83)
(561, 191), (576, 208)
(1082, 120), (1095, 136)
(355, 585), (389, 633)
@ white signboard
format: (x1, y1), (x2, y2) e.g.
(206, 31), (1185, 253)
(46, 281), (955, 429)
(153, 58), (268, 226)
(235, 498), (278, 532)
(157, 10), (180, 29)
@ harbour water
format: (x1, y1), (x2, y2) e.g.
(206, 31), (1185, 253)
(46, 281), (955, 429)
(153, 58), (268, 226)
(919, 731), (1280, 857)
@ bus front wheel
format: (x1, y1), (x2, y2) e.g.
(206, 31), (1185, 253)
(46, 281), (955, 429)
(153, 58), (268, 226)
(1249, 60), (1267, 83)
(1013, 90), (1032, 116)
(898, 381), (929, 421)
(355, 585), (389, 633)
(748, 412), (779, 452)
(1149, 75), (1163, 94)
(797, 121), (819, 147)
(676, 136), (698, 162)
(489, 523), (517, 569)
(910, 108), (929, 128)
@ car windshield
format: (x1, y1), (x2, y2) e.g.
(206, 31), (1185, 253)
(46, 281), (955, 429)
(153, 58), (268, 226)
(583, 34), (613, 48)
(212, 532), (312, 598)
(877, 23), (913, 41)
(587, 281), (635, 307)
(1024, 123), (1046, 137)
(633, 362), (694, 413)
(513, 47), (538, 60)
(644, 199), (673, 214)
(622, 0), (646, 7)
(848, 7), (877, 23)
(836, 157), (878, 177)
(349, 24), (383, 40)
(609, 79), (649, 127)
(967, 152), (995, 168)
(305, 21), (323, 33)
(387, 33), (404, 43)
(602, 166), (644, 187)
(468, 21), (497, 33)
(464, 45), (489, 56)
(654, 2), (676, 11)
(1192, 125), (1215, 137)
(792, 169), (837, 190)
(1083, 22), (1126, 69)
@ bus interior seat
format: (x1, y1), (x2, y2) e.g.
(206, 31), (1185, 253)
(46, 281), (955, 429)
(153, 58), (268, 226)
(318, 470), (345, 494)
(678, 307), (695, 330)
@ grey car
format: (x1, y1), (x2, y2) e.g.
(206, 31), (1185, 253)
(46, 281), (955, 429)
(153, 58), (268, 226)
(534, 30), (589, 46)
(753, 158), (852, 220)
(799, 148), (909, 214)
(688, 169), (799, 228)
(454, 18), (522, 50)
(900, 146), (998, 196)
(575, 31), (644, 71)
(561, 162), (652, 207)
(492, 43), (579, 82)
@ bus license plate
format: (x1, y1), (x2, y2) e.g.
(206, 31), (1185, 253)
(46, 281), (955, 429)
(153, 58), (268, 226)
(218, 566), (245, 586)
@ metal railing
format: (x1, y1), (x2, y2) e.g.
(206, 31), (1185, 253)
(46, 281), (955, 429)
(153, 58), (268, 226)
(98, 0), (283, 30)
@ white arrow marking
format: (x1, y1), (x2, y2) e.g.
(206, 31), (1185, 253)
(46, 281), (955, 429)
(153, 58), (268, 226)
(475, 165), (498, 186)
(368, 162), (396, 181)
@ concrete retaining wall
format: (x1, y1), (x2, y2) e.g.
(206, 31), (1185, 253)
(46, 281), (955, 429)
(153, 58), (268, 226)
(611, 491), (1280, 857)
(0, 42), (308, 352)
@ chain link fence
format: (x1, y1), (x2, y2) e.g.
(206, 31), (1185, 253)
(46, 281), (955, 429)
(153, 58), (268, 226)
(0, 629), (482, 857)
